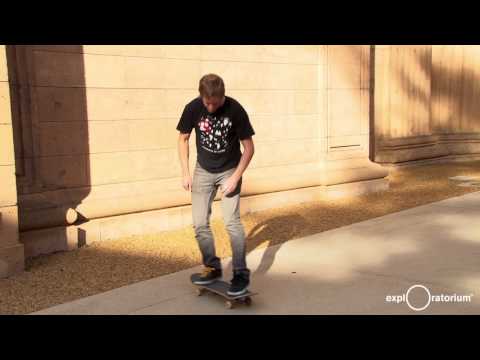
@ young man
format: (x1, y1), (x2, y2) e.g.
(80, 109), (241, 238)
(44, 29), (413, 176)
(176, 74), (255, 296)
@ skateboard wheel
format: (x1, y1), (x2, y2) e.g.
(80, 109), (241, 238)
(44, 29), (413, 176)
(225, 301), (234, 309)
(196, 288), (204, 296)
(244, 297), (252, 306)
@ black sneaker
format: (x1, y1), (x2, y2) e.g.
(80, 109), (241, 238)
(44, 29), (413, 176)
(191, 266), (222, 285)
(227, 272), (250, 296)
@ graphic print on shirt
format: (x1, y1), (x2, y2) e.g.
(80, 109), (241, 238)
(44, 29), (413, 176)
(198, 115), (232, 153)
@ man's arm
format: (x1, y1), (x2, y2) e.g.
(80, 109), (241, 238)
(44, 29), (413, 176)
(178, 132), (192, 191)
(232, 137), (255, 180)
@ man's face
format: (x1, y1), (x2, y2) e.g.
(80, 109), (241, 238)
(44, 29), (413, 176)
(202, 96), (225, 114)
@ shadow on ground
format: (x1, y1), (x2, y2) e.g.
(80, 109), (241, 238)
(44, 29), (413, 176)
(2, 162), (480, 315)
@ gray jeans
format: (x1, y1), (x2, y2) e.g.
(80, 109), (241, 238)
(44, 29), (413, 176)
(191, 160), (250, 277)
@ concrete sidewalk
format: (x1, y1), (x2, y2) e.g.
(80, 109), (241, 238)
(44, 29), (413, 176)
(31, 191), (480, 315)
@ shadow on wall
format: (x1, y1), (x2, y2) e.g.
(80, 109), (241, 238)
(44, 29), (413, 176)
(426, 47), (480, 133)
(6, 45), (91, 253)
(366, 45), (480, 164)
(385, 46), (480, 135)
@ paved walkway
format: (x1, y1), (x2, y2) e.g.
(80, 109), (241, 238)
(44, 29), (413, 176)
(31, 191), (480, 315)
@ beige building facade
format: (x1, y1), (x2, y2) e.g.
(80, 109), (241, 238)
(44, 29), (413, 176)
(0, 45), (478, 278)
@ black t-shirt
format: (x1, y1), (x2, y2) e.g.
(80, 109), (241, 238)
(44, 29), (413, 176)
(176, 96), (255, 173)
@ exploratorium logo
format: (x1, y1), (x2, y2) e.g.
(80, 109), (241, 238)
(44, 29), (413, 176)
(386, 284), (474, 312)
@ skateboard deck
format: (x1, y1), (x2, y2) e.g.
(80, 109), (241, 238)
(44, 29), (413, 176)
(190, 274), (257, 309)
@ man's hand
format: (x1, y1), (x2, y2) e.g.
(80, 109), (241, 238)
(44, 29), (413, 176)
(182, 174), (192, 192)
(220, 175), (240, 196)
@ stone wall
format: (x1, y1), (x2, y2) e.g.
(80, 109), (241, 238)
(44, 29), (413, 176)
(0, 45), (24, 277)
(3, 45), (387, 270)
(374, 45), (480, 165)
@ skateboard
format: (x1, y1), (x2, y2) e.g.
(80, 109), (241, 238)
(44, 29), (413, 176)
(190, 274), (257, 309)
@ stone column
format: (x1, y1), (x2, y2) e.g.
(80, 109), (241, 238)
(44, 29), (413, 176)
(320, 45), (388, 191)
(0, 45), (24, 278)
